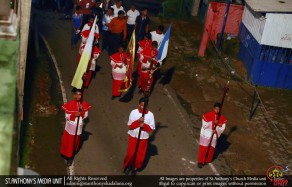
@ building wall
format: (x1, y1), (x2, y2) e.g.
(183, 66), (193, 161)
(239, 23), (292, 89)
(242, 6), (292, 49)
(242, 5), (265, 44)
(198, 2), (244, 56)
(261, 13), (292, 49)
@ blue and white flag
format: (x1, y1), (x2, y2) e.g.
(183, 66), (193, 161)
(156, 24), (172, 65)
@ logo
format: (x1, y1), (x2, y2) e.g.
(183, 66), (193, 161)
(266, 166), (289, 186)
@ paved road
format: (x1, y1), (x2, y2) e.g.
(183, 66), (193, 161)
(37, 10), (229, 175)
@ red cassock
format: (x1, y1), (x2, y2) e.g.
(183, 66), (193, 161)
(137, 39), (152, 75)
(110, 52), (129, 96)
(198, 111), (227, 165)
(78, 44), (101, 88)
(138, 39), (152, 51)
(60, 100), (91, 158)
(137, 48), (158, 92)
(123, 108), (155, 170)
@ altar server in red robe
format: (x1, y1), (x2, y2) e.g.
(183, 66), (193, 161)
(60, 88), (91, 166)
(197, 102), (227, 168)
(137, 41), (158, 93)
(123, 98), (155, 175)
(110, 45), (129, 99)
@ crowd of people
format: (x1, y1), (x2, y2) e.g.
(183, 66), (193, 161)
(70, 0), (166, 95)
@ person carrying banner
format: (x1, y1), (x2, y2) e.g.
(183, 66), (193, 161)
(78, 42), (101, 88)
(80, 15), (100, 44)
(136, 33), (152, 75)
(110, 45), (130, 99)
(77, 22), (101, 88)
(137, 41), (158, 93)
(123, 98), (155, 175)
(197, 102), (227, 168)
(60, 88), (91, 166)
(137, 33), (152, 54)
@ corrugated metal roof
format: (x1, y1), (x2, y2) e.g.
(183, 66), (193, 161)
(245, 0), (292, 12)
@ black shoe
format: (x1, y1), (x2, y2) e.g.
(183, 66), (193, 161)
(138, 87), (143, 94)
(123, 167), (131, 175)
(67, 159), (73, 166)
(111, 96), (116, 100)
(197, 163), (203, 168)
(131, 168), (137, 176)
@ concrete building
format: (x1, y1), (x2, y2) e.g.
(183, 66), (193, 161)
(239, 0), (292, 89)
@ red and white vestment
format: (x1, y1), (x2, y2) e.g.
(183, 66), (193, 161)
(137, 48), (158, 92)
(123, 108), (155, 170)
(198, 111), (227, 164)
(60, 100), (91, 158)
(110, 52), (129, 96)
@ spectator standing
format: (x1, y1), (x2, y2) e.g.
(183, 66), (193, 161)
(101, 7), (114, 51)
(108, 10), (127, 55)
(111, 0), (124, 17)
(55, 0), (63, 12)
(126, 3), (140, 44)
(63, 0), (73, 18)
(102, 0), (115, 12)
(150, 25), (165, 48)
(78, 0), (95, 27)
(71, 5), (83, 49)
(91, 0), (103, 32)
(135, 7), (150, 43)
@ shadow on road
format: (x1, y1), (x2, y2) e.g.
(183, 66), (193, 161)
(159, 66), (176, 86)
(119, 70), (139, 103)
(213, 126), (237, 160)
(139, 122), (168, 171)
(119, 66), (176, 102)
(76, 118), (92, 154)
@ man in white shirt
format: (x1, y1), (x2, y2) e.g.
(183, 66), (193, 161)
(150, 25), (165, 49)
(126, 3), (140, 43)
(111, 0), (124, 17)
(123, 98), (155, 175)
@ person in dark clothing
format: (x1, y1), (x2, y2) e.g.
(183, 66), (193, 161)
(135, 7), (150, 43)
(91, 0), (103, 32)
